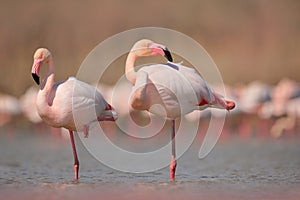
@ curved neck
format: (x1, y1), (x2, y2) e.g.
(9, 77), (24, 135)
(39, 58), (55, 107)
(125, 51), (138, 84)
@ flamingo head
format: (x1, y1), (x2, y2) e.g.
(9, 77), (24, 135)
(131, 39), (173, 62)
(31, 48), (52, 85)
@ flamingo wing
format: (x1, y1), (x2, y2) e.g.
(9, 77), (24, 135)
(166, 62), (215, 105)
(48, 77), (111, 131)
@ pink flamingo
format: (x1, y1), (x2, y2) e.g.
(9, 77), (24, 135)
(126, 39), (235, 181)
(0, 93), (21, 128)
(19, 86), (43, 126)
(31, 48), (118, 180)
(260, 78), (300, 138)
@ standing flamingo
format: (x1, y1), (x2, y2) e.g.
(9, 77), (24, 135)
(31, 48), (117, 180)
(19, 86), (42, 124)
(126, 39), (235, 181)
(0, 93), (21, 127)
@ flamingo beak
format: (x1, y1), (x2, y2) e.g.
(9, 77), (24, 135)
(31, 59), (41, 85)
(163, 47), (173, 62)
(149, 43), (173, 62)
(32, 73), (40, 85)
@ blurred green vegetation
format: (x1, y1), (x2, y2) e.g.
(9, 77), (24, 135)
(1, 0), (300, 96)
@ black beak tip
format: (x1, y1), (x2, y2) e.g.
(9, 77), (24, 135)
(163, 48), (173, 62)
(32, 73), (40, 85)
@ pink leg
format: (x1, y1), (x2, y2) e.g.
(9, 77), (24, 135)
(69, 130), (79, 180)
(170, 120), (177, 181)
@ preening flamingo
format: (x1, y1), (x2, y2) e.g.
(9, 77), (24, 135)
(126, 39), (235, 181)
(31, 48), (118, 180)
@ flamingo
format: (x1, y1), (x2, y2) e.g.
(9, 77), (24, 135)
(31, 48), (118, 180)
(0, 93), (21, 127)
(19, 86), (43, 124)
(125, 39), (235, 181)
(259, 78), (300, 138)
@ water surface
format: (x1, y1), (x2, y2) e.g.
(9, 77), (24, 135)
(1, 129), (299, 199)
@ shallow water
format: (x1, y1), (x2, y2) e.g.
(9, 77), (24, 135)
(0, 128), (300, 200)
